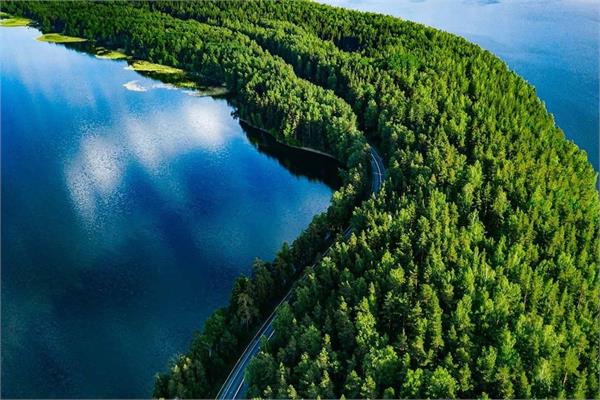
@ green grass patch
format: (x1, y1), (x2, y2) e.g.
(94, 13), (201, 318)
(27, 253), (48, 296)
(1, 17), (32, 27)
(36, 33), (87, 43)
(128, 60), (184, 75)
(95, 47), (128, 60)
(125, 60), (229, 96)
(175, 80), (197, 89)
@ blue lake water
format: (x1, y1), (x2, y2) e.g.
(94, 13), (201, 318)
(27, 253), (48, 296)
(321, 0), (599, 171)
(1, 26), (337, 398)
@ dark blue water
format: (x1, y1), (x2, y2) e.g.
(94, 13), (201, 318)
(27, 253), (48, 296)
(1, 26), (337, 398)
(321, 0), (599, 171)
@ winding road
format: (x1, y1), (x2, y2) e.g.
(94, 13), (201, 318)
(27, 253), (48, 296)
(216, 145), (385, 400)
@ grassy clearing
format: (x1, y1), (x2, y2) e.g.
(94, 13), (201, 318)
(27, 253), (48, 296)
(1, 17), (32, 27)
(95, 47), (128, 60)
(36, 33), (87, 43)
(175, 80), (197, 89)
(127, 60), (184, 75)
(127, 60), (230, 95)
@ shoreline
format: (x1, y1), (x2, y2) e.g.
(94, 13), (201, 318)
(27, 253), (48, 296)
(237, 118), (341, 162)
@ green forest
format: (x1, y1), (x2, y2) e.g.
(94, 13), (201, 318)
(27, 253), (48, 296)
(5, 1), (598, 398)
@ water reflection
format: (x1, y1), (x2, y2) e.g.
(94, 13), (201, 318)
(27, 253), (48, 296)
(1, 25), (337, 398)
(243, 122), (343, 189)
(64, 100), (237, 224)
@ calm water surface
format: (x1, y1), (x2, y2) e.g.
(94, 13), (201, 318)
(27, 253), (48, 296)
(321, 0), (599, 170)
(1, 26), (337, 398)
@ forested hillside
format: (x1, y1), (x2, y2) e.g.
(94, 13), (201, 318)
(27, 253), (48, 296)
(6, 1), (599, 398)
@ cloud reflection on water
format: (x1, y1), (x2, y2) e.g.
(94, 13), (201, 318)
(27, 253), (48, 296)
(64, 99), (236, 224)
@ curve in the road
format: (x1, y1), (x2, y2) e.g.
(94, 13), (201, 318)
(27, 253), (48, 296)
(217, 145), (386, 400)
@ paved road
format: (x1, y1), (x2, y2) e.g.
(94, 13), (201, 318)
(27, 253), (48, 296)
(216, 145), (385, 400)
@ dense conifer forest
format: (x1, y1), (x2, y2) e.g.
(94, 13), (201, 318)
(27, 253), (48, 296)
(5, 1), (598, 398)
